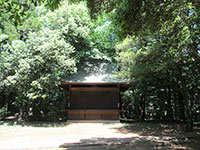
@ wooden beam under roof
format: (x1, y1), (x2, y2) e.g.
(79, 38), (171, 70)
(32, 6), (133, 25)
(61, 81), (134, 85)
(61, 81), (134, 91)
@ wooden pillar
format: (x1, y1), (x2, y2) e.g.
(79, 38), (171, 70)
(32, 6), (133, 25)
(68, 84), (71, 108)
(118, 84), (122, 120)
(118, 84), (121, 110)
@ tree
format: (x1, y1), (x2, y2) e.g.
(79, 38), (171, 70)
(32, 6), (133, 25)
(116, 10), (200, 130)
(0, 1), (96, 120)
(0, 0), (62, 25)
(41, 1), (94, 60)
(93, 0), (200, 132)
(82, 0), (199, 132)
(90, 12), (120, 60)
(0, 29), (76, 119)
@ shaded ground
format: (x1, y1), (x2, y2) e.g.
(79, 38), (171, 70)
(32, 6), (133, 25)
(0, 120), (199, 150)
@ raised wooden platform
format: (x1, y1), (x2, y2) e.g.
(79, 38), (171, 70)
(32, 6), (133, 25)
(67, 120), (120, 123)
(62, 109), (120, 120)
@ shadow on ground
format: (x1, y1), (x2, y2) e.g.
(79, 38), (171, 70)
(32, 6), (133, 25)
(60, 137), (159, 150)
(60, 136), (200, 150)
(60, 121), (200, 150)
(115, 121), (200, 136)
(116, 121), (186, 136)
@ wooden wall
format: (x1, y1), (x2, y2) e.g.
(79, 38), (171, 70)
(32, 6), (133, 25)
(67, 86), (120, 120)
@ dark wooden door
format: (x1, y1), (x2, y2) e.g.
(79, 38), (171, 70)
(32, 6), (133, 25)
(68, 87), (120, 120)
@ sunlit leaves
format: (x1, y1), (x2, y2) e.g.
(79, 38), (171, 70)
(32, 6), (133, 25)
(116, 0), (200, 125)
(0, 0), (62, 25)
(0, 1), (103, 120)
(40, 1), (93, 59)
(91, 12), (120, 59)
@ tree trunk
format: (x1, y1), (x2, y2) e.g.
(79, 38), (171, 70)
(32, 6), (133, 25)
(5, 92), (11, 112)
(177, 66), (193, 132)
(140, 94), (146, 120)
(178, 92), (186, 122)
(166, 87), (173, 120)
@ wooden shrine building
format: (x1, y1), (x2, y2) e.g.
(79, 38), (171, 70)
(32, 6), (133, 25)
(61, 59), (132, 120)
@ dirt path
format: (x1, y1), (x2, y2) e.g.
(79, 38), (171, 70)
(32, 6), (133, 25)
(0, 121), (200, 150)
(0, 122), (137, 150)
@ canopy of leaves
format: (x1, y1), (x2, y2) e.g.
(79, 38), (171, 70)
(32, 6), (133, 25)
(116, 1), (200, 131)
(0, 29), (76, 119)
(0, 0), (62, 25)
(91, 12), (120, 60)
(0, 1), (102, 120)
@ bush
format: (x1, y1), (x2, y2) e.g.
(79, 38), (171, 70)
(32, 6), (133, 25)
(0, 106), (9, 120)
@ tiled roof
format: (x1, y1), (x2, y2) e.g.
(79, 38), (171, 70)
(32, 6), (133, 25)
(63, 58), (122, 83)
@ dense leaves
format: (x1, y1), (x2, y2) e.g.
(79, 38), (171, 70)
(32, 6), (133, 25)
(0, 30), (76, 120)
(91, 12), (120, 60)
(116, 1), (200, 131)
(0, 0), (62, 25)
(0, 1), (100, 120)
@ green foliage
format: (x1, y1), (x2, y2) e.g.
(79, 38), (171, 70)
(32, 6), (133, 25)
(0, 6), (43, 42)
(0, 106), (9, 120)
(91, 12), (120, 60)
(0, 22), (19, 41)
(0, 1), (102, 120)
(85, 0), (120, 18)
(1, 0), (199, 127)
(116, 1), (200, 128)
(0, 34), (9, 46)
(0, 28), (76, 120)
(0, 0), (123, 121)
(121, 90), (141, 120)
(41, 1), (94, 60)
(18, 9), (44, 40)
(0, 1), (121, 121)
(0, 0), (62, 25)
